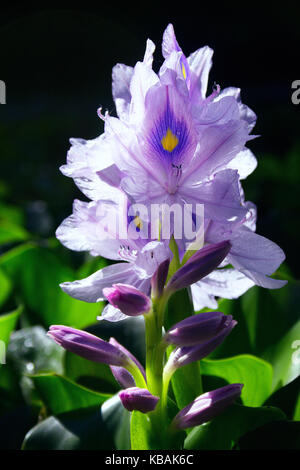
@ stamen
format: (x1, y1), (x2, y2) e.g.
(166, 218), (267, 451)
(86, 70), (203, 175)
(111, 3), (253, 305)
(118, 245), (138, 263)
(97, 107), (109, 121)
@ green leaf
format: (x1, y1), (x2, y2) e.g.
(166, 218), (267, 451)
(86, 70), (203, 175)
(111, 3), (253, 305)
(205, 281), (300, 392)
(0, 202), (25, 227)
(171, 362), (203, 410)
(0, 221), (29, 245)
(22, 406), (112, 450)
(22, 394), (131, 450)
(65, 351), (118, 394)
(131, 411), (153, 450)
(0, 267), (12, 307)
(294, 393), (300, 421)
(264, 319), (300, 391)
(31, 373), (111, 415)
(0, 305), (22, 347)
(101, 394), (131, 450)
(0, 243), (103, 328)
(131, 398), (184, 450)
(7, 326), (64, 376)
(184, 403), (286, 450)
(201, 355), (273, 406)
(264, 376), (300, 420)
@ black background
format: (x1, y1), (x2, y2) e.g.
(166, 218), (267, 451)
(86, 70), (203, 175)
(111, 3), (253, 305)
(0, 0), (300, 274)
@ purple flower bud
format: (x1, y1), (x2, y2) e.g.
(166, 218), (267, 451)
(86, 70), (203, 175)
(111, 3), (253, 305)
(109, 337), (146, 389)
(119, 387), (159, 413)
(103, 283), (152, 316)
(164, 312), (233, 346)
(151, 258), (170, 298)
(47, 325), (130, 367)
(165, 317), (236, 371)
(167, 241), (231, 292)
(172, 383), (243, 429)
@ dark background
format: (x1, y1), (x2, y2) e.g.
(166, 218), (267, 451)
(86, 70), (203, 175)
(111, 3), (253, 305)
(1, 0), (300, 275)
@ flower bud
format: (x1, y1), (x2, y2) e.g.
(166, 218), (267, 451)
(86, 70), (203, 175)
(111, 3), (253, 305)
(151, 258), (170, 298)
(103, 283), (152, 316)
(167, 241), (231, 292)
(164, 312), (233, 346)
(119, 387), (159, 413)
(172, 383), (243, 429)
(164, 317), (236, 374)
(109, 337), (146, 389)
(48, 325), (130, 367)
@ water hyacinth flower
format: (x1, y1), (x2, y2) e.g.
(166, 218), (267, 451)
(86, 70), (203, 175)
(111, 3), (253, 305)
(47, 326), (147, 388)
(119, 387), (159, 413)
(171, 383), (243, 430)
(164, 316), (236, 373)
(151, 257), (170, 298)
(56, 23), (286, 311)
(163, 311), (233, 346)
(103, 283), (152, 317)
(56, 193), (171, 321)
(50, 23), (289, 450)
(166, 240), (231, 292)
(47, 325), (130, 366)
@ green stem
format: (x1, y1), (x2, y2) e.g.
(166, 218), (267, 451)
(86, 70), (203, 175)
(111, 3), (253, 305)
(125, 359), (147, 389)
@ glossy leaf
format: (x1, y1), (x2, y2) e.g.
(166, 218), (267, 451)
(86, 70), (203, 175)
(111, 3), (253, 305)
(0, 305), (22, 347)
(0, 243), (103, 328)
(0, 267), (12, 307)
(130, 410), (153, 450)
(31, 373), (111, 415)
(22, 394), (130, 450)
(201, 355), (273, 406)
(7, 326), (64, 376)
(264, 319), (300, 390)
(204, 280), (300, 392)
(0, 221), (29, 245)
(184, 403), (286, 450)
(130, 398), (182, 450)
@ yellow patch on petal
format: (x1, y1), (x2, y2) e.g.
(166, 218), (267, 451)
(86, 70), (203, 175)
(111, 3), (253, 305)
(182, 63), (187, 80)
(161, 128), (179, 152)
(134, 215), (143, 231)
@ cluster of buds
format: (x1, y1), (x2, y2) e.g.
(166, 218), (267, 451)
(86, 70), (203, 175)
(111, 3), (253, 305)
(48, 240), (242, 431)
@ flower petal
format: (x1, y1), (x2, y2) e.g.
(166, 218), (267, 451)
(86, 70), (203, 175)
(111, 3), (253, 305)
(187, 45), (214, 99)
(112, 63), (134, 120)
(60, 263), (144, 303)
(228, 227), (287, 288)
(181, 169), (247, 223)
(192, 268), (255, 310)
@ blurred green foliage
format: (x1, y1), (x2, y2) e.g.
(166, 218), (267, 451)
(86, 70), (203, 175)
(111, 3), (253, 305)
(0, 180), (299, 448)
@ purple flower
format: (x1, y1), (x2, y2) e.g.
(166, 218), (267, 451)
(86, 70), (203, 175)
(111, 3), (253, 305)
(191, 209), (287, 310)
(171, 383), (243, 429)
(56, 193), (171, 322)
(109, 337), (146, 389)
(151, 257), (170, 298)
(47, 325), (131, 367)
(164, 311), (233, 346)
(56, 23), (286, 312)
(166, 240), (231, 292)
(164, 316), (236, 372)
(119, 387), (159, 413)
(103, 283), (152, 317)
